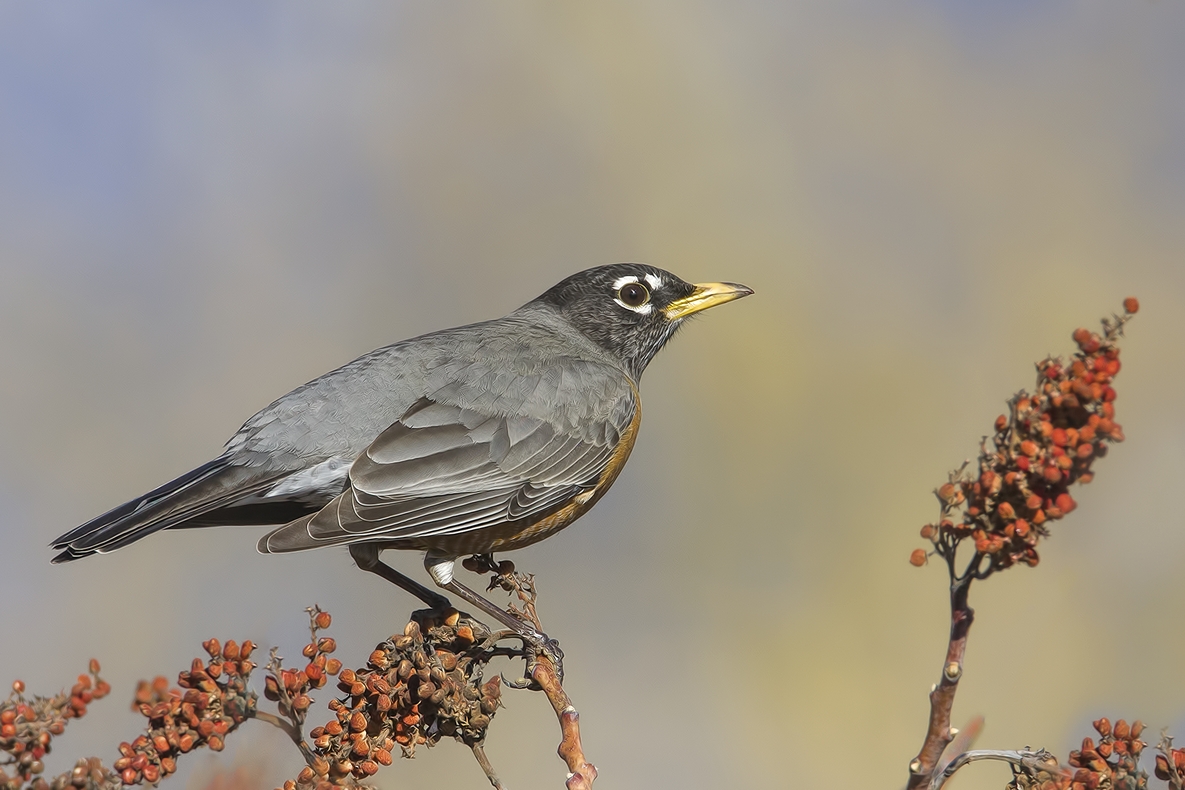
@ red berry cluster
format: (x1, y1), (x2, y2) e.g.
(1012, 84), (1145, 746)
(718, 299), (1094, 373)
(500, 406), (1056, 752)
(912, 298), (1138, 571)
(1154, 739), (1185, 785)
(281, 609), (501, 790)
(1, 662), (111, 790)
(1067, 718), (1148, 790)
(263, 609), (343, 728)
(112, 639), (257, 786)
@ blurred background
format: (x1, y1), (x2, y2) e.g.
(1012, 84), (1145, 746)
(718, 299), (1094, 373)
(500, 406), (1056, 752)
(1, 2), (1183, 788)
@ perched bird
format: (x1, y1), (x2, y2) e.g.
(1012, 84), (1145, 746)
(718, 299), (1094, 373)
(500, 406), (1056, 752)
(52, 264), (751, 651)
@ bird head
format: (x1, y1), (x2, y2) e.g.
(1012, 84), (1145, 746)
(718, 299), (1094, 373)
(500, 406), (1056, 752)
(532, 264), (753, 379)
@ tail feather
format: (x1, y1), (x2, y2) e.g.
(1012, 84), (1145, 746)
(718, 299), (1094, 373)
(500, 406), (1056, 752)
(51, 458), (285, 563)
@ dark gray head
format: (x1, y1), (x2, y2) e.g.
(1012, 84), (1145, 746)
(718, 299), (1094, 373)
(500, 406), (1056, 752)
(531, 264), (752, 380)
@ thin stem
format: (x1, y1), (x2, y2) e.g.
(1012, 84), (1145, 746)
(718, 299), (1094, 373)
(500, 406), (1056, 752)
(471, 743), (507, 790)
(252, 710), (317, 768)
(531, 653), (596, 790)
(906, 573), (976, 789)
(928, 748), (1063, 790)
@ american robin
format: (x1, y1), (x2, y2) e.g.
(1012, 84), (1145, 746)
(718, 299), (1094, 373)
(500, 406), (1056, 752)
(51, 264), (751, 653)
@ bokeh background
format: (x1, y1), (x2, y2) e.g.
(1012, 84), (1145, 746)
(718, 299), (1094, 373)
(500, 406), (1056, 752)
(2, 2), (1184, 788)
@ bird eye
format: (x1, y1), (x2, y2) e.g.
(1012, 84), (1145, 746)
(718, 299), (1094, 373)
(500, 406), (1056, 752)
(617, 282), (650, 308)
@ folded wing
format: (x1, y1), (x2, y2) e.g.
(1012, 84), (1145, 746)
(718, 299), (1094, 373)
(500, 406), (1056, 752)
(259, 391), (635, 553)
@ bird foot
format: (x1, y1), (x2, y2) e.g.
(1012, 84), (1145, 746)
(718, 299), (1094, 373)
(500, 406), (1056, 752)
(502, 631), (563, 688)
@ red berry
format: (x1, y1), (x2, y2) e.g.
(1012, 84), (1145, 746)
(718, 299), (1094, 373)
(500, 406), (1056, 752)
(909, 549), (927, 567)
(1123, 296), (1139, 314)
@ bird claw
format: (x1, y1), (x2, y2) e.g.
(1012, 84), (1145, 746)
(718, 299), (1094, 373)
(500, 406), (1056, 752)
(500, 632), (564, 689)
(501, 672), (536, 690)
(524, 633), (564, 684)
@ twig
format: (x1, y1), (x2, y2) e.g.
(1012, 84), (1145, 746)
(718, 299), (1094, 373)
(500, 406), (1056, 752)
(471, 743), (507, 790)
(252, 710), (317, 768)
(929, 748), (1064, 790)
(907, 569), (975, 789)
(530, 653), (596, 790)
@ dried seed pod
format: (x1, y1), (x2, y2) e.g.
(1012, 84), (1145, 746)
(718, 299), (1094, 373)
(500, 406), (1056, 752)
(317, 638), (337, 654)
(374, 748), (393, 766)
(349, 712), (367, 732)
(314, 612), (332, 630)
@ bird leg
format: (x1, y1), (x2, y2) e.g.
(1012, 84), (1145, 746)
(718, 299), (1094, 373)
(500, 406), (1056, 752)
(349, 543), (452, 610)
(425, 553), (564, 676)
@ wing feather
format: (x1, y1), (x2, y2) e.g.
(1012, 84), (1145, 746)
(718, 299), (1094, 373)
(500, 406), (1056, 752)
(259, 371), (636, 553)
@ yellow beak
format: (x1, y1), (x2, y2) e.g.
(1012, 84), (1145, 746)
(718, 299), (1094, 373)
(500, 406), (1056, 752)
(662, 282), (754, 320)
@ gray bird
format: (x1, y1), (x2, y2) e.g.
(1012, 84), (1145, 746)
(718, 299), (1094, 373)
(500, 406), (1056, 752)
(52, 264), (751, 650)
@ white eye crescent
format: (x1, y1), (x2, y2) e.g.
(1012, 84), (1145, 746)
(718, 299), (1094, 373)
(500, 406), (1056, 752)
(612, 274), (654, 313)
